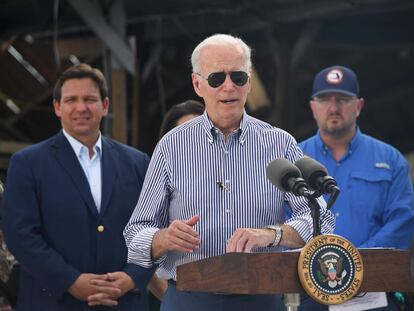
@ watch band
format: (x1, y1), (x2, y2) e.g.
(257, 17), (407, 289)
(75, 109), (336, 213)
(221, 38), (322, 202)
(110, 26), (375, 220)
(266, 225), (283, 247)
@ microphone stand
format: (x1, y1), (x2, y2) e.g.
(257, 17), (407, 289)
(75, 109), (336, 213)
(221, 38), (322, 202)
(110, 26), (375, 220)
(283, 191), (323, 311)
(283, 188), (338, 311)
(303, 186), (340, 237)
(303, 190), (322, 237)
(283, 190), (322, 311)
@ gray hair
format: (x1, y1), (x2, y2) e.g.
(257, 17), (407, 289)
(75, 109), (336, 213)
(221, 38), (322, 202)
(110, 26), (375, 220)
(191, 34), (252, 74)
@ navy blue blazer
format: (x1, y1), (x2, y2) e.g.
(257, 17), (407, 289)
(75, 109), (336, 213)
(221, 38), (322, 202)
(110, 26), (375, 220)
(2, 131), (154, 310)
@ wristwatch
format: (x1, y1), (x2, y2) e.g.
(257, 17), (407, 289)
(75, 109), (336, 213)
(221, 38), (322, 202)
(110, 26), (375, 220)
(265, 225), (283, 247)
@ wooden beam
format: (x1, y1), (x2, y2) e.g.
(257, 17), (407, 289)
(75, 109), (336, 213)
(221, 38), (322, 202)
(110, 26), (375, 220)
(290, 23), (321, 70)
(107, 0), (130, 143)
(6, 87), (53, 127)
(131, 61), (141, 148)
(0, 35), (16, 55)
(13, 39), (57, 84)
(246, 67), (271, 112)
(0, 121), (31, 141)
(264, 27), (289, 127)
(0, 140), (31, 154)
(0, 157), (10, 173)
(110, 69), (127, 143)
(57, 37), (103, 59)
(67, 0), (135, 74)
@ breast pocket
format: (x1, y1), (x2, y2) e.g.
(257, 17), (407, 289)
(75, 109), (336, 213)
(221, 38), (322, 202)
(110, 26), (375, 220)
(349, 169), (392, 219)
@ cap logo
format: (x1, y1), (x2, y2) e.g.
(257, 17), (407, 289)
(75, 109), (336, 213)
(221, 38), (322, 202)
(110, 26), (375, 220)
(326, 69), (343, 85)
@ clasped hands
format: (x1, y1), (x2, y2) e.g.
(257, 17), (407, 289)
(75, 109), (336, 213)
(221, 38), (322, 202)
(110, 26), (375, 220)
(68, 271), (135, 307)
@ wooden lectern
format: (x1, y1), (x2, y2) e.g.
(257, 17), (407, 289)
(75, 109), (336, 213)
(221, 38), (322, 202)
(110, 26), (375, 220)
(176, 250), (412, 294)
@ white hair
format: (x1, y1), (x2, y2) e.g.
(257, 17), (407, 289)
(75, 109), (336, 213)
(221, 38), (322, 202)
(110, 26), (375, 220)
(191, 34), (252, 74)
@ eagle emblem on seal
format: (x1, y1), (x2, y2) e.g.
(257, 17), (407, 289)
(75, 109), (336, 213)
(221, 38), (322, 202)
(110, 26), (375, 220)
(317, 251), (348, 288)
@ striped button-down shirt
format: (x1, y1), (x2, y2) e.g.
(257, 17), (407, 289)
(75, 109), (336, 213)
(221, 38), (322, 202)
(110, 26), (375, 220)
(124, 111), (335, 279)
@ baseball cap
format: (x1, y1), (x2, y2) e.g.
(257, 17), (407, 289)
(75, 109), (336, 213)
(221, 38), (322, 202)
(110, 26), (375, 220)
(311, 65), (360, 98)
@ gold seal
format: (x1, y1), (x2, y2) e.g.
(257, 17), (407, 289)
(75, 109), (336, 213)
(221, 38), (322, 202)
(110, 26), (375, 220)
(298, 234), (363, 305)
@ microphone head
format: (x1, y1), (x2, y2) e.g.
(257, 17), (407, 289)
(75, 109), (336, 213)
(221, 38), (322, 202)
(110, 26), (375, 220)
(295, 157), (328, 190)
(266, 158), (302, 192)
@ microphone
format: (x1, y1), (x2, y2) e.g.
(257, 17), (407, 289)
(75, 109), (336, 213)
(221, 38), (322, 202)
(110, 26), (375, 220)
(294, 157), (340, 209)
(266, 158), (310, 197)
(268, 158), (327, 236)
(294, 157), (339, 194)
(216, 181), (229, 191)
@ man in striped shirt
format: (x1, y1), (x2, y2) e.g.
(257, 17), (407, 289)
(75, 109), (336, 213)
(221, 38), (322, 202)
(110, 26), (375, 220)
(124, 34), (335, 311)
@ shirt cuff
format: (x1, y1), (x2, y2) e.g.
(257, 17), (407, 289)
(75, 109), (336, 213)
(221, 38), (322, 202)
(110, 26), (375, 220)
(285, 218), (313, 243)
(128, 228), (159, 268)
(127, 227), (166, 267)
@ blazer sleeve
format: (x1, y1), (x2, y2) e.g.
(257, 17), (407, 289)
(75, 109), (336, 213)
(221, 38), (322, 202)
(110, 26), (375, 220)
(123, 263), (155, 293)
(2, 152), (80, 298)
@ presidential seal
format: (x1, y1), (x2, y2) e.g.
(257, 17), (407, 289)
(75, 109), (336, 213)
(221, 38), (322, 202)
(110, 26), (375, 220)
(298, 234), (363, 305)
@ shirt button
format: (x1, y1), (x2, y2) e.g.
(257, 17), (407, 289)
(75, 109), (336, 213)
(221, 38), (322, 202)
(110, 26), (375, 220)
(224, 150), (229, 154)
(335, 212), (340, 217)
(97, 225), (105, 232)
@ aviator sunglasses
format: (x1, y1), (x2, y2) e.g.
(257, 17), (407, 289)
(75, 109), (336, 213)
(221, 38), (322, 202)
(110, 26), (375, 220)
(195, 71), (249, 88)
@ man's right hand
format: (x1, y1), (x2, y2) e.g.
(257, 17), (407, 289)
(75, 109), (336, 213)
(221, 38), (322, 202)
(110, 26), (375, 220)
(151, 215), (200, 260)
(68, 273), (121, 302)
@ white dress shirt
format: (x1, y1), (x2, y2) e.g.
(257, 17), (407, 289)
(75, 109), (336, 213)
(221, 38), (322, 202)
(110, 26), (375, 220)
(63, 129), (102, 212)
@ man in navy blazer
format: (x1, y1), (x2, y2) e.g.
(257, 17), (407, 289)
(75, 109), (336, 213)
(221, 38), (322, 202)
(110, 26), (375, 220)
(2, 63), (154, 310)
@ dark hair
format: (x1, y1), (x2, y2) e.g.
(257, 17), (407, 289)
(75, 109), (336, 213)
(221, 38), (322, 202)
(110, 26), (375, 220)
(159, 100), (205, 138)
(53, 63), (108, 102)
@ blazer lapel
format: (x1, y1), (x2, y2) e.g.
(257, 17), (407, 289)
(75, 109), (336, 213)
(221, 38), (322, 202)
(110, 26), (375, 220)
(51, 131), (99, 218)
(100, 137), (119, 215)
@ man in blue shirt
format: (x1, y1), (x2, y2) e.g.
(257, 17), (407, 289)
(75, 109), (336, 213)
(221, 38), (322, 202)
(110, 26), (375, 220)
(299, 65), (414, 310)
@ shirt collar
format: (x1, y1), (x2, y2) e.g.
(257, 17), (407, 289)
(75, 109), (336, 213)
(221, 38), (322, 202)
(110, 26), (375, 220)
(316, 126), (362, 155)
(62, 129), (102, 158)
(201, 110), (249, 145)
